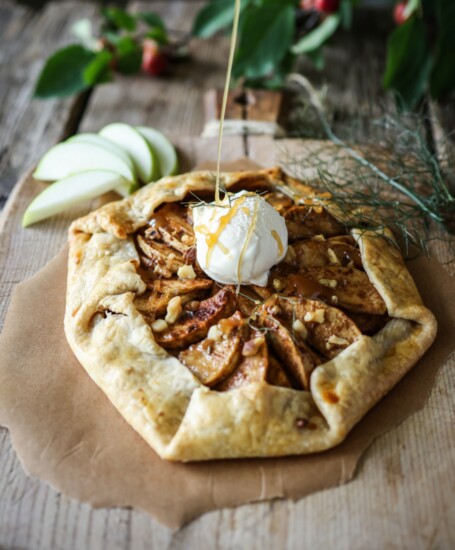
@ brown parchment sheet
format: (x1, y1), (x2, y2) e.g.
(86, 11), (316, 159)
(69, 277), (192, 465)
(0, 161), (455, 529)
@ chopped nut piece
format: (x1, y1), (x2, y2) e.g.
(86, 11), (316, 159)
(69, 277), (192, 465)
(327, 248), (341, 265)
(242, 337), (265, 357)
(207, 324), (223, 341)
(318, 278), (337, 288)
(284, 245), (296, 263)
(185, 300), (200, 312)
(151, 319), (168, 332)
(304, 309), (325, 323)
(273, 278), (286, 291)
(331, 295), (339, 304)
(327, 335), (350, 348)
(165, 296), (182, 324)
(292, 319), (308, 339)
(177, 264), (197, 280)
(268, 305), (282, 316)
(313, 234), (326, 241)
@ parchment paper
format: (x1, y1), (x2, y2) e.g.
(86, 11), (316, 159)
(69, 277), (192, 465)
(0, 162), (454, 529)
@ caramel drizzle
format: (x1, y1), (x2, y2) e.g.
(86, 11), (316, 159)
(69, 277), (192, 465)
(271, 230), (284, 257)
(237, 197), (259, 284)
(195, 195), (248, 267)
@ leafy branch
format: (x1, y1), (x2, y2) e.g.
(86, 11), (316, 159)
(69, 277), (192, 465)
(34, 7), (173, 99)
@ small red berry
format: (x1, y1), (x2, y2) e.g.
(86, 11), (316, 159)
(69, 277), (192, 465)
(393, 1), (408, 25)
(141, 39), (167, 77)
(300, 0), (316, 10)
(314, 0), (340, 14)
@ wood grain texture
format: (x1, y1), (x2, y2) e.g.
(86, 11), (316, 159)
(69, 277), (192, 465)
(1, 1), (455, 548)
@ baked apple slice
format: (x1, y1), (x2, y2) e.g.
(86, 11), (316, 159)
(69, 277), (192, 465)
(256, 302), (321, 390)
(135, 278), (213, 319)
(292, 237), (362, 269)
(145, 203), (195, 253)
(136, 236), (185, 278)
(274, 296), (362, 359)
(284, 205), (344, 240)
(153, 287), (235, 349)
(179, 312), (246, 386)
(300, 266), (387, 315)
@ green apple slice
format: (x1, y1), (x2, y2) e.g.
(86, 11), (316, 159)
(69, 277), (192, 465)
(99, 123), (159, 183)
(136, 126), (179, 176)
(33, 142), (136, 183)
(68, 133), (134, 169)
(23, 170), (130, 227)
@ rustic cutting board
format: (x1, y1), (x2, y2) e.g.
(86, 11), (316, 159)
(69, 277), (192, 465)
(1, 134), (455, 549)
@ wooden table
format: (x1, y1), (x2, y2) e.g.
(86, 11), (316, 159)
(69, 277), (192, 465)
(1, 1), (454, 548)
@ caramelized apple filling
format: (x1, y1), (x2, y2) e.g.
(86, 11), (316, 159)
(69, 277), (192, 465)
(133, 183), (389, 392)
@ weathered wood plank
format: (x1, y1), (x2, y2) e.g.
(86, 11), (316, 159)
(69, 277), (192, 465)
(0, 0), (98, 322)
(0, 1), (98, 206)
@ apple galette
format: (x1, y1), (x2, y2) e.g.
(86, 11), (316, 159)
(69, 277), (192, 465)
(65, 168), (436, 461)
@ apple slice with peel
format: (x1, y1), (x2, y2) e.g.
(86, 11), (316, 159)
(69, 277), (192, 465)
(99, 123), (159, 183)
(22, 170), (130, 227)
(68, 133), (137, 196)
(136, 126), (179, 176)
(33, 142), (136, 183)
(68, 133), (134, 169)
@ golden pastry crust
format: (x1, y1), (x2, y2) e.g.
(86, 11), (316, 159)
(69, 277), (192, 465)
(65, 168), (437, 461)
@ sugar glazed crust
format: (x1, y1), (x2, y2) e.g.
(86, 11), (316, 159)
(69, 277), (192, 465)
(65, 168), (437, 461)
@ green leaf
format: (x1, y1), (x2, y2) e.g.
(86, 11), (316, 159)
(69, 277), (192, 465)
(291, 14), (340, 54)
(83, 50), (113, 86)
(115, 36), (142, 75)
(244, 51), (297, 89)
(34, 44), (96, 99)
(404, 0), (420, 18)
(102, 7), (136, 32)
(192, 0), (250, 38)
(103, 31), (122, 46)
(71, 19), (97, 50)
(339, 0), (353, 30)
(430, 0), (455, 99)
(233, 4), (295, 80)
(383, 15), (432, 110)
(306, 48), (325, 70)
(137, 12), (166, 30)
(146, 27), (168, 45)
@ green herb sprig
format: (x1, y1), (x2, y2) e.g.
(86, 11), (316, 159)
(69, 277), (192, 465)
(283, 73), (455, 259)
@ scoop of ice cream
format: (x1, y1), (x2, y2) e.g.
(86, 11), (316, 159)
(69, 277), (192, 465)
(193, 191), (288, 286)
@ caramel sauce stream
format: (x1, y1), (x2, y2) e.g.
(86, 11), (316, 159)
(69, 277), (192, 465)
(215, 0), (241, 204)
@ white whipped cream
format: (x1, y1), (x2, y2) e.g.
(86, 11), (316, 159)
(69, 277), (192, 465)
(193, 191), (288, 286)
